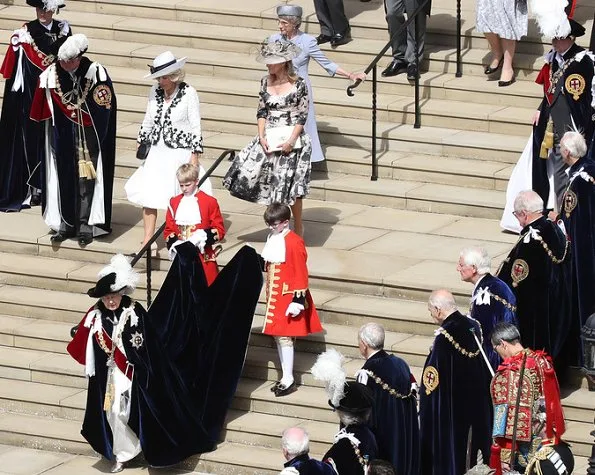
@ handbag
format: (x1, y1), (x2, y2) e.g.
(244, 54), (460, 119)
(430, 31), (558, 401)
(136, 142), (151, 160)
(265, 125), (303, 152)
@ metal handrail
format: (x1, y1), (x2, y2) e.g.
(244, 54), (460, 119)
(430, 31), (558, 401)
(130, 149), (236, 306)
(346, 0), (463, 180)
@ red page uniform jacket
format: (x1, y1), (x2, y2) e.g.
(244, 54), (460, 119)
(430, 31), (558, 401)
(164, 190), (225, 286)
(262, 229), (323, 336)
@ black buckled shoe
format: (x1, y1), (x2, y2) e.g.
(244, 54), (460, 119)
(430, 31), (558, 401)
(270, 381), (281, 392)
(78, 234), (93, 247)
(381, 59), (408, 77)
(274, 381), (297, 397)
(316, 34), (332, 45)
(407, 63), (418, 81)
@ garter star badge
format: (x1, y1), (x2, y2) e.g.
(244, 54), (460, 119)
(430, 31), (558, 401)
(511, 259), (529, 288)
(563, 190), (578, 218)
(565, 74), (585, 101)
(422, 366), (439, 395)
(130, 331), (144, 349)
(93, 84), (112, 109)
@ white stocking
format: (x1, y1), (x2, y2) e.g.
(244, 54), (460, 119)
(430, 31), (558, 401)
(275, 337), (294, 387)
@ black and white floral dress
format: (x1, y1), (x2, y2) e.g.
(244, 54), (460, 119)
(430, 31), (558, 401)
(223, 76), (312, 205)
(125, 82), (212, 210)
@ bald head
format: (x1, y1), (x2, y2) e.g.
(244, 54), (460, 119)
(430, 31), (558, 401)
(281, 427), (309, 460)
(428, 289), (457, 324)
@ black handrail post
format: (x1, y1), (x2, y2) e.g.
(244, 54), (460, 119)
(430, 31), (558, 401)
(371, 64), (378, 181)
(456, 0), (462, 77)
(414, 13), (421, 129)
(146, 251), (152, 307)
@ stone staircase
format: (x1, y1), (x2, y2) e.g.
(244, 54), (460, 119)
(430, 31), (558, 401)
(0, 0), (594, 473)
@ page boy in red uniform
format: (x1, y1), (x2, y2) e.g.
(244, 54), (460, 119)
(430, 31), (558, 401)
(164, 164), (225, 285)
(261, 203), (323, 397)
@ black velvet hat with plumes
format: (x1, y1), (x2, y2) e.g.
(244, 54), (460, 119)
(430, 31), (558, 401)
(328, 381), (374, 413)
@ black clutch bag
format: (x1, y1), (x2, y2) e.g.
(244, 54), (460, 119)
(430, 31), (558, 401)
(136, 142), (151, 160)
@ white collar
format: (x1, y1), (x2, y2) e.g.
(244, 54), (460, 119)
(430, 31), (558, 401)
(175, 193), (202, 225)
(261, 228), (289, 264)
(473, 274), (487, 292)
(40, 20), (53, 30)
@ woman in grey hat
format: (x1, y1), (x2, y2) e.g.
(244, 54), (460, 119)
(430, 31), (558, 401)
(223, 38), (311, 236)
(271, 4), (366, 164)
(125, 51), (212, 247)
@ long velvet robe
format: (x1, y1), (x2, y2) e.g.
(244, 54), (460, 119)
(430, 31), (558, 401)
(497, 216), (574, 367)
(283, 453), (336, 475)
(419, 311), (493, 475)
(358, 350), (420, 475)
(30, 57), (116, 234)
(67, 244), (263, 466)
(0, 19), (71, 211)
(323, 424), (378, 475)
(561, 157), (595, 365)
(470, 273), (517, 369)
(532, 45), (595, 205)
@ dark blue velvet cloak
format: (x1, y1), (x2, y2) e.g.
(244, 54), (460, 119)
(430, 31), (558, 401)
(284, 453), (336, 474)
(470, 273), (517, 369)
(0, 20), (71, 211)
(562, 157), (595, 365)
(497, 216), (575, 367)
(419, 311), (493, 475)
(323, 424), (378, 475)
(360, 350), (419, 475)
(73, 244), (263, 466)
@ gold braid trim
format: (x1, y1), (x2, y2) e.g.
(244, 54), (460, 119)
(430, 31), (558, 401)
(525, 445), (556, 475)
(490, 293), (517, 312)
(94, 302), (133, 358)
(351, 441), (368, 469)
(515, 228), (569, 265)
(363, 370), (414, 399)
(437, 326), (481, 358)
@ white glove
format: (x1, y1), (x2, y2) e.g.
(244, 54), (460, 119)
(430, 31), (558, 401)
(279, 468), (299, 475)
(188, 229), (208, 253)
(285, 302), (304, 317)
(168, 239), (185, 261)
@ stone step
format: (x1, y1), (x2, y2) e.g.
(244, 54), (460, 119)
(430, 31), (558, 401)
(0, 411), (283, 474)
(0, 374), (592, 458)
(0, 5), (566, 82)
(0, 58), (538, 137)
(107, 99), (527, 163)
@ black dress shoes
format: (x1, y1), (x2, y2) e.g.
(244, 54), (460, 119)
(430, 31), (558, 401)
(484, 56), (503, 75)
(406, 63), (418, 80)
(498, 77), (515, 87)
(50, 231), (75, 243)
(78, 234), (94, 246)
(316, 34), (332, 45)
(330, 32), (351, 47)
(382, 60), (408, 77)
(274, 381), (297, 397)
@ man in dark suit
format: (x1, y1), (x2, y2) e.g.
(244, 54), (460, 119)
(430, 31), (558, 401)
(532, 18), (595, 213)
(356, 322), (420, 475)
(381, 0), (429, 80)
(313, 0), (351, 47)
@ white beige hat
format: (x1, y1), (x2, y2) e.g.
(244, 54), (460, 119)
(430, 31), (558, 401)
(144, 51), (187, 79)
(256, 38), (301, 65)
(57, 34), (88, 61)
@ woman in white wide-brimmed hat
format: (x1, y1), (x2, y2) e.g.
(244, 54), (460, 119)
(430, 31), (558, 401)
(223, 38), (312, 237)
(125, 51), (212, 246)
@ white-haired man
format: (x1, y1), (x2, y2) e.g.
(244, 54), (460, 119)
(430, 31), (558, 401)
(419, 289), (492, 475)
(356, 323), (419, 475)
(497, 189), (574, 372)
(0, 0), (71, 212)
(457, 246), (517, 369)
(31, 33), (116, 246)
(279, 427), (335, 475)
(558, 130), (595, 366)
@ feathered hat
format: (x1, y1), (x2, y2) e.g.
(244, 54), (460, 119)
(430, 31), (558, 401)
(58, 34), (88, 61)
(87, 254), (139, 298)
(311, 349), (374, 413)
(529, 0), (583, 38)
(256, 38), (301, 65)
(27, 0), (65, 13)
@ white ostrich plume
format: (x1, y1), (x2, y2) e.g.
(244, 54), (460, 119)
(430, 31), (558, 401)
(43, 0), (64, 13)
(58, 33), (88, 61)
(529, 0), (571, 39)
(310, 348), (346, 407)
(99, 254), (139, 295)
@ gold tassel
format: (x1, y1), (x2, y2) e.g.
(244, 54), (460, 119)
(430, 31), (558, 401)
(78, 159), (96, 180)
(540, 119), (554, 159)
